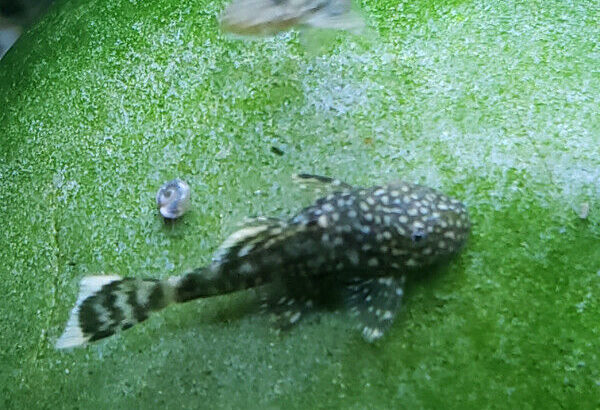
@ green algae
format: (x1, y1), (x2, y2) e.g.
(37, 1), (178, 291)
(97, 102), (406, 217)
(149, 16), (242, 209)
(1, 0), (599, 408)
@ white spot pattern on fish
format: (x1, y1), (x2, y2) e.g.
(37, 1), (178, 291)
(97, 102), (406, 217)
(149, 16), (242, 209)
(56, 175), (469, 349)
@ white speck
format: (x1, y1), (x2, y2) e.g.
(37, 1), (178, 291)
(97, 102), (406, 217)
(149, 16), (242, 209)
(413, 221), (425, 230)
(347, 250), (360, 265)
(391, 248), (407, 256)
(238, 243), (254, 257)
(318, 215), (328, 227)
(239, 262), (254, 274)
(362, 327), (383, 341)
(322, 203), (335, 212)
(378, 277), (393, 286)
(577, 202), (590, 219)
(443, 231), (456, 240)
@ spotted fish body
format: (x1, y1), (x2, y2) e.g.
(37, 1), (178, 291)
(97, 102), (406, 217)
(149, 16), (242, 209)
(56, 175), (469, 349)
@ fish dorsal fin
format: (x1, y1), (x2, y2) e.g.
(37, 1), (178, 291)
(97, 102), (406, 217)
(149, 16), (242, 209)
(292, 173), (353, 196)
(212, 217), (289, 264)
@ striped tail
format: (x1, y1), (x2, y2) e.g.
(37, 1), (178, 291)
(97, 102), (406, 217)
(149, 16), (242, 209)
(55, 269), (253, 349)
(56, 219), (288, 349)
(56, 275), (171, 348)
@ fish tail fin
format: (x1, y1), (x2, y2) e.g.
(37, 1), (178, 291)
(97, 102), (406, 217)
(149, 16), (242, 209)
(303, 0), (365, 33)
(56, 219), (291, 349)
(56, 275), (179, 349)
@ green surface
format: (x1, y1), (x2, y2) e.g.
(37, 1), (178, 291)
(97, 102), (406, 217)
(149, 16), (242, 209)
(1, 0), (599, 408)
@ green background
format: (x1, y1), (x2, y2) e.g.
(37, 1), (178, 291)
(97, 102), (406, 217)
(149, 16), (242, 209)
(1, 0), (599, 408)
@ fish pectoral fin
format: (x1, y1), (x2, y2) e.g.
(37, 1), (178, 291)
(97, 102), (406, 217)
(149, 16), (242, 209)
(260, 290), (315, 330)
(345, 275), (406, 342)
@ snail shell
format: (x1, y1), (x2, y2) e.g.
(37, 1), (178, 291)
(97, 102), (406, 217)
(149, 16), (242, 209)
(156, 178), (191, 219)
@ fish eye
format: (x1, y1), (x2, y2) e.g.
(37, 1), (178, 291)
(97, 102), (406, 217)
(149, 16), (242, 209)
(411, 230), (427, 243)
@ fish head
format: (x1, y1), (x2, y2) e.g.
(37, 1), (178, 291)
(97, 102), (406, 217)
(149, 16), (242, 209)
(384, 183), (470, 266)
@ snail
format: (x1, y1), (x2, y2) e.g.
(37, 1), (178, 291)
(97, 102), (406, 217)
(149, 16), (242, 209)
(156, 178), (191, 219)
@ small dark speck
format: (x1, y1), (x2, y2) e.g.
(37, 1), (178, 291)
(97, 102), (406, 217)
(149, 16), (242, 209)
(271, 146), (285, 156)
(67, 261), (76, 266)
